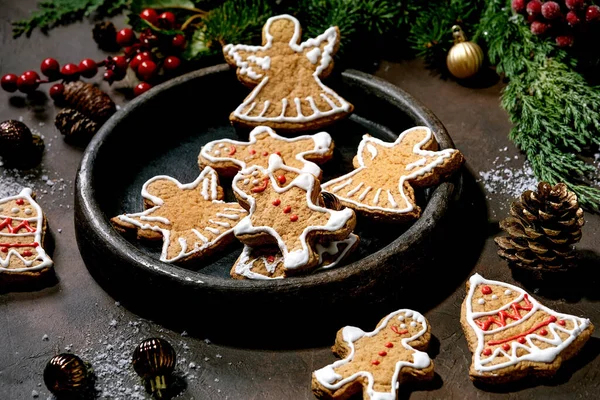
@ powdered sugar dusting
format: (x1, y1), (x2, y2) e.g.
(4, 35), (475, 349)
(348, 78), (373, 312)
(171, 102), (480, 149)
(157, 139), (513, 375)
(478, 148), (537, 201)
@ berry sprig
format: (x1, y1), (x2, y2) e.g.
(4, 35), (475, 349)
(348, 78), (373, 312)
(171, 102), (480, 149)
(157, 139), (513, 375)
(2, 8), (189, 99)
(512, 0), (600, 47)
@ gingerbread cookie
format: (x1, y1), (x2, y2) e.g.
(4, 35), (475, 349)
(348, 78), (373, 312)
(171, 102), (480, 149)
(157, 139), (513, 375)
(231, 233), (359, 280)
(232, 154), (356, 273)
(198, 126), (333, 178)
(223, 14), (353, 131)
(322, 127), (464, 222)
(111, 167), (247, 263)
(0, 188), (53, 285)
(312, 309), (434, 400)
(462, 274), (594, 384)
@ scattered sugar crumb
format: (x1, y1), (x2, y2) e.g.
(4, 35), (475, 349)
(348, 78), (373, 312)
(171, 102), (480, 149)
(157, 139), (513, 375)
(204, 338), (211, 344)
(41, 334), (49, 341)
(216, 354), (222, 358)
(31, 390), (39, 398)
(181, 330), (188, 336)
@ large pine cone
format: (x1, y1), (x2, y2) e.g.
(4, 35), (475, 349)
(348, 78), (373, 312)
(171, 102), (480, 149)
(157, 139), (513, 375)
(495, 182), (584, 271)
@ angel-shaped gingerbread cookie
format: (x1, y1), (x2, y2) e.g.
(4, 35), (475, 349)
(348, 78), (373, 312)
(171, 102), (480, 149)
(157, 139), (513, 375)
(322, 127), (464, 222)
(111, 167), (247, 263)
(312, 309), (434, 400)
(0, 188), (53, 285)
(198, 126), (333, 178)
(462, 274), (593, 384)
(223, 14), (353, 131)
(232, 154), (356, 273)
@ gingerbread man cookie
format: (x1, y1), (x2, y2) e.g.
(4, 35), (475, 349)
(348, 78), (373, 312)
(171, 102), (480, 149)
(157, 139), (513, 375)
(462, 274), (594, 384)
(198, 126), (333, 178)
(0, 188), (53, 285)
(223, 14), (353, 132)
(322, 127), (464, 222)
(232, 154), (356, 273)
(312, 309), (434, 400)
(231, 233), (359, 280)
(111, 167), (247, 263)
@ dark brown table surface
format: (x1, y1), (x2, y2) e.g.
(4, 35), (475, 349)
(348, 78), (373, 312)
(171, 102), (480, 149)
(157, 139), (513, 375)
(1, 2), (599, 399)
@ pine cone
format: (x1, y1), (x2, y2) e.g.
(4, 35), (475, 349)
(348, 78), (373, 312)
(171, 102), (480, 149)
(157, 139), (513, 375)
(495, 182), (584, 272)
(63, 81), (116, 123)
(92, 21), (119, 51)
(55, 109), (99, 142)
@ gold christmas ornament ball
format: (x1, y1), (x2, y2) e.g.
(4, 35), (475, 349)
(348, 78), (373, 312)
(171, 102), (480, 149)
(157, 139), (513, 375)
(446, 25), (484, 79)
(43, 353), (93, 395)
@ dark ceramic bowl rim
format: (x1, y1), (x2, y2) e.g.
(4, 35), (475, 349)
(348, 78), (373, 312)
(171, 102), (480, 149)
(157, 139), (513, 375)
(75, 63), (458, 292)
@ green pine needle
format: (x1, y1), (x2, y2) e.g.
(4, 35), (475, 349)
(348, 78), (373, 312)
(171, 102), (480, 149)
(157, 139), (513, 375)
(12, 0), (127, 38)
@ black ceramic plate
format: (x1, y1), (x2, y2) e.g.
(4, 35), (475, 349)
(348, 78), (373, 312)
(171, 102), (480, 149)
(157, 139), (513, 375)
(75, 64), (462, 337)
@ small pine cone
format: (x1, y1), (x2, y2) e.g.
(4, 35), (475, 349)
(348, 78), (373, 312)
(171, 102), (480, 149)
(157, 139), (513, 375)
(495, 182), (584, 272)
(55, 108), (99, 141)
(63, 81), (116, 123)
(92, 21), (119, 51)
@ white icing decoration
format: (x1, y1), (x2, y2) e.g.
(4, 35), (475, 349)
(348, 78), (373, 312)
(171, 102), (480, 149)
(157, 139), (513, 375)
(11, 207), (19, 214)
(0, 188), (53, 272)
(400, 324), (406, 329)
(218, 144), (225, 148)
(358, 187), (372, 201)
(205, 227), (220, 235)
(225, 15), (351, 123)
(232, 154), (355, 270)
(209, 219), (231, 228)
(372, 188), (382, 205)
(410, 321), (417, 327)
(398, 315), (405, 321)
(466, 274), (591, 373)
(478, 299), (485, 305)
(313, 309), (431, 399)
(247, 55), (271, 70)
(346, 183), (364, 197)
(216, 213), (240, 220)
(243, 179), (250, 185)
(331, 179), (352, 193)
(252, 179), (260, 185)
(199, 126), (331, 178)
(492, 295), (498, 300)
(258, 101), (270, 117)
(322, 127), (458, 214)
(214, 150), (221, 156)
(366, 143), (377, 160)
(116, 167), (247, 263)
(24, 208), (33, 215)
(306, 47), (321, 64)
(234, 246), (284, 280)
(405, 157), (427, 171)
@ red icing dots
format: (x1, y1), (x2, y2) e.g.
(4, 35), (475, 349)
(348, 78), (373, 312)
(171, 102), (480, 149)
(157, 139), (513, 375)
(275, 151), (281, 156)
(272, 199), (281, 206)
(378, 351), (387, 356)
(267, 255), (275, 263)
(249, 149), (256, 155)
(290, 215), (298, 222)
(391, 326), (408, 335)
(228, 145), (236, 156)
(483, 348), (492, 356)
(283, 206), (291, 214)
(502, 344), (510, 351)
(16, 199), (24, 205)
(277, 175), (286, 184)
(384, 342), (393, 348)
(558, 320), (566, 326)
(262, 151), (269, 156)
(251, 178), (269, 193)
(0, 247), (7, 253)
(518, 337), (526, 344)
(481, 285), (492, 295)
(22, 250), (33, 257)
(539, 329), (548, 336)
(371, 360), (380, 366)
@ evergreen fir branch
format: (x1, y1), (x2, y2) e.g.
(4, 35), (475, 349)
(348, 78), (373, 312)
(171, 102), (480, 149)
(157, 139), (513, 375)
(12, 0), (127, 38)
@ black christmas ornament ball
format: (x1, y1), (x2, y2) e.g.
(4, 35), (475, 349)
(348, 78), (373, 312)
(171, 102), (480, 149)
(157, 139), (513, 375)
(44, 353), (93, 395)
(132, 338), (176, 397)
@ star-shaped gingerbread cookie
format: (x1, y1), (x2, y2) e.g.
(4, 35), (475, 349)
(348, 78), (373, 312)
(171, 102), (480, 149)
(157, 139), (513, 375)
(198, 126), (333, 178)
(232, 154), (356, 273)
(111, 167), (247, 263)
(322, 126), (464, 222)
(312, 309), (434, 400)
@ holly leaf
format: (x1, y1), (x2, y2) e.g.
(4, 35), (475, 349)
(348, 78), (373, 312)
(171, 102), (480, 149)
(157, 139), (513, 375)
(130, 0), (196, 13)
(183, 28), (212, 60)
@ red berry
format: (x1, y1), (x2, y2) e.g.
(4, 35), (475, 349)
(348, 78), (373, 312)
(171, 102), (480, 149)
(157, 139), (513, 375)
(103, 69), (115, 83)
(79, 58), (98, 78)
(17, 72), (39, 93)
(566, 0), (585, 11)
(49, 83), (65, 101)
(1, 74), (19, 92)
(530, 21), (550, 35)
(134, 82), (152, 97)
(60, 63), (80, 81)
(566, 11), (582, 26)
(140, 8), (158, 25)
(172, 34), (186, 50)
(139, 29), (159, 47)
(512, 0), (526, 13)
(541, 1), (562, 20)
(586, 5), (600, 22)
(137, 60), (157, 80)
(157, 12), (176, 29)
(40, 58), (60, 77)
(112, 55), (128, 72)
(556, 35), (575, 47)
(130, 52), (152, 70)
(163, 56), (181, 71)
(527, 0), (542, 16)
(116, 28), (136, 47)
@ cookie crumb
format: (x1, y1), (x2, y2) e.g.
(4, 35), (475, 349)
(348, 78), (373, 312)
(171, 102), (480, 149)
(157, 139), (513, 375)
(42, 334), (49, 341)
